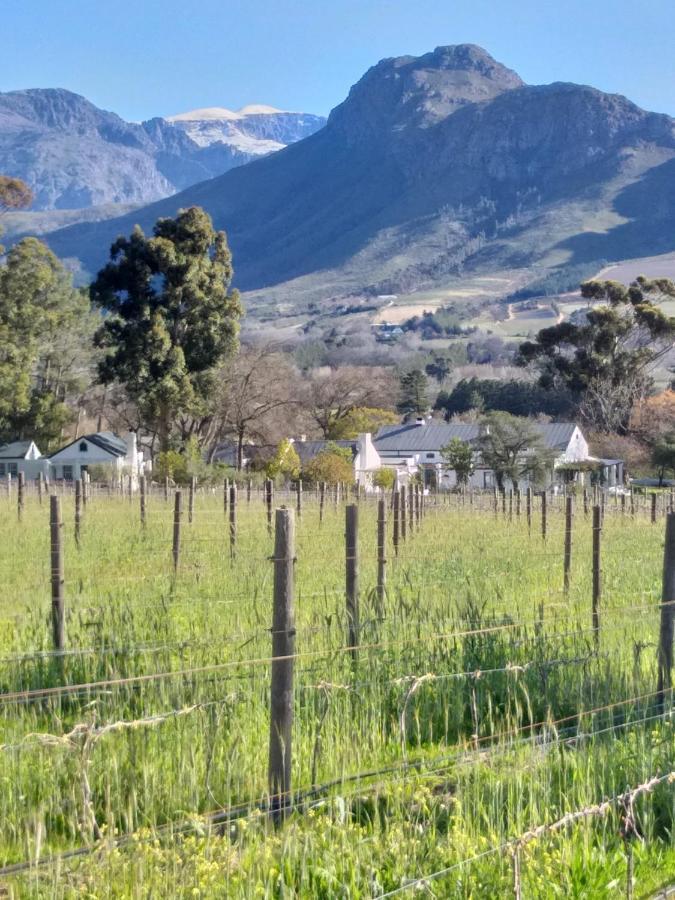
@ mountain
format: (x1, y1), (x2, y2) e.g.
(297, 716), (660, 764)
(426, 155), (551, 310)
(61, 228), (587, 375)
(0, 89), (325, 209)
(34, 45), (675, 299)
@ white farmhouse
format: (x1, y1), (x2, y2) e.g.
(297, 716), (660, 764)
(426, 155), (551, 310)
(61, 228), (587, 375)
(0, 441), (49, 480)
(48, 432), (146, 486)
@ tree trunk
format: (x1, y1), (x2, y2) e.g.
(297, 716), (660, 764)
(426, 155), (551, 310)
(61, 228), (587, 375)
(237, 427), (245, 471)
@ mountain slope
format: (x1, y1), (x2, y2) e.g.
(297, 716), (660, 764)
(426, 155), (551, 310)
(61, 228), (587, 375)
(39, 45), (675, 297)
(0, 89), (325, 209)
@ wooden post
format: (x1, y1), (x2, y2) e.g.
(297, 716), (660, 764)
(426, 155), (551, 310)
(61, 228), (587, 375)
(266, 479), (274, 535)
(50, 496), (65, 652)
(268, 507), (295, 823)
(583, 488), (589, 517)
(377, 498), (387, 611)
(172, 490), (182, 572)
(229, 483), (237, 560)
(319, 481), (326, 524)
(526, 487), (532, 535)
(74, 479), (83, 548)
(592, 505), (601, 646)
(541, 491), (547, 541)
(393, 488), (400, 557)
(515, 488), (521, 519)
(223, 477), (229, 515)
(345, 504), (360, 657)
(164, 476), (170, 503)
(657, 513), (675, 711)
(17, 472), (25, 522)
(188, 476), (196, 524)
(37, 471), (44, 506)
(651, 492), (657, 524)
(407, 483), (414, 534)
(563, 496), (573, 593)
(296, 480), (302, 519)
(247, 477), (252, 503)
(140, 475), (147, 529)
(82, 471), (88, 507)
(400, 486), (407, 542)
(414, 484), (421, 528)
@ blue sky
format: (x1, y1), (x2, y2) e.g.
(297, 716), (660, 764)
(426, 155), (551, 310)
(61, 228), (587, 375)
(3, 0), (675, 121)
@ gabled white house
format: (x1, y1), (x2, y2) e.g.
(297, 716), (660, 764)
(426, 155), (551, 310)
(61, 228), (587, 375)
(48, 432), (146, 486)
(292, 434), (383, 487)
(373, 421), (622, 490)
(0, 441), (49, 480)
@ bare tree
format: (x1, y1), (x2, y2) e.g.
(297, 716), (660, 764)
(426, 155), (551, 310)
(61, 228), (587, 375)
(308, 366), (398, 438)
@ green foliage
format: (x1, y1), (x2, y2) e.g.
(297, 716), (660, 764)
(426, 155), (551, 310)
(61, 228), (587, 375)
(373, 467), (396, 490)
(435, 377), (573, 420)
(91, 207), (242, 450)
(518, 277), (675, 432)
(478, 411), (556, 491)
(651, 431), (675, 485)
(0, 176), (32, 217)
(266, 439), (301, 480)
(0, 237), (93, 446)
(329, 407), (399, 439)
(303, 443), (354, 485)
(440, 437), (475, 485)
(397, 369), (429, 417)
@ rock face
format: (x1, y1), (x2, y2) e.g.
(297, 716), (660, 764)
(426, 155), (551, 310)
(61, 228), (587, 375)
(0, 89), (325, 209)
(36, 46), (675, 294)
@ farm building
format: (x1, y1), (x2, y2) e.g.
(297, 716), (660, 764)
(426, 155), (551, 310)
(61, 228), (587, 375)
(373, 420), (623, 491)
(0, 441), (49, 480)
(48, 431), (147, 486)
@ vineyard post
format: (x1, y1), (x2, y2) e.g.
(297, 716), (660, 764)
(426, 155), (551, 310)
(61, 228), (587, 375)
(657, 512), (675, 711)
(6, 472), (11, 500)
(541, 491), (547, 541)
(592, 505), (601, 646)
(266, 479), (274, 535)
(408, 483), (414, 533)
(377, 498), (387, 611)
(172, 490), (182, 572)
(229, 483), (237, 560)
(247, 478), (252, 503)
(50, 495), (65, 652)
(515, 488), (521, 519)
(414, 484), (421, 529)
(526, 487), (532, 535)
(268, 506), (295, 824)
(75, 479), (83, 548)
(82, 471), (89, 507)
(223, 478), (229, 515)
(393, 488), (400, 556)
(296, 480), (302, 519)
(17, 471), (25, 522)
(140, 475), (147, 529)
(651, 493), (657, 525)
(37, 471), (44, 506)
(164, 476), (169, 503)
(346, 504), (360, 657)
(400, 485), (407, 542)
(508, 489), (513, 522)
(188, 476), (196, 524)
(583, 487), (589, 517)
(563, 496), (573, 593)
(621, 493), (626, 516)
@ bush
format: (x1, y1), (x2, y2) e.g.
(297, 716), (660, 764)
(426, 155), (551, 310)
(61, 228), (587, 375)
(373, 467), (396, 490)
(303, 448), (355, 486)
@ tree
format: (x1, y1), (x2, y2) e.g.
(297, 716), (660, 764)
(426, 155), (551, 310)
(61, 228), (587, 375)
(90, 207), (241, 451)
(0, 237), (93, 445)
(266, 439), (301, 480)
(518, 277), (675, 433)
(477, 412), (556, 491)
(440, 437), (475, 486)
(397, 369), (429, 417)
(425, 355), (453, 384)
(373, 467), (396, 490)
(308, 367), (396, 438)
(207, 344), (306, 469)
(651, 432), (675, 486)
(329, 406), (399, 439)
(0, 176), (32, 217)
(303, 443), (355, 485)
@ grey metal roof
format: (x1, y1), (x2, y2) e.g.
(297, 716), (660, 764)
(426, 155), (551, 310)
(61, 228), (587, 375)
(374, 422), (579, 454)
(49, 432), (127, 459)
(0, 440), (36, 459)
(292, 440), (357, 464)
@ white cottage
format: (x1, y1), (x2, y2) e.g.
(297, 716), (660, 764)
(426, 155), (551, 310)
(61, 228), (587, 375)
(0, 441), (49, 480)
(48, 432), (146, 486)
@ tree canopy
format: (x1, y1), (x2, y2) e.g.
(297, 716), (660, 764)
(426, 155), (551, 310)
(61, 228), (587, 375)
(91, 207), (241, 450)
(440, 437), (475, 486)
(477, 412), (555, 491)
(397, 369), (429, 418)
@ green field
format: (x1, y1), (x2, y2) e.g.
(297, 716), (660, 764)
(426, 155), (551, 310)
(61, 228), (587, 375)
(0, 486), (674, 897)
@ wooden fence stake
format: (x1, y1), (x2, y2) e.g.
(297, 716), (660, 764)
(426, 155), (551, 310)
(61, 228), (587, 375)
(188, 476), (196, 524)
(266, 479), (274, 535)
(346, 504), (360, 658)
(75, 478), (83, 548)
(592, 505), (601, 646)
(223, 478), (229, 515)
(172, 490), (182, 572)
(247, 477), (252, 503)
(296, 480), (302, 519)
(269, 507), (295, 823)
(657, 512), (675, 711)
(164, 476), (169, 503)
(229, 483), (237, 560)
(541, 491), (547, 541)
(139, 475), (147, 529)
(50, 496), (65, 652)
(393, 488), (400, 557)
(400, 486), (407, 542)
(377, 498), (387, 612)
(319, 482), (326, 524)
(651, 492), (657, 524)
(37, 471), (44, 506)
(526, 487), (532, 535)
(563, 496), (573, 593)
(17, 472), (25, 522)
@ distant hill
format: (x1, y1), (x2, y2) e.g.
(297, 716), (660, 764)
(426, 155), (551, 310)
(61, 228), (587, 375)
(28, 45), (675, 300)
(0, 88), (324, 209)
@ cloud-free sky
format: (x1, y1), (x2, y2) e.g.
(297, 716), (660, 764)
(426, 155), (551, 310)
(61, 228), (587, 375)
(3, 0), (675, 121)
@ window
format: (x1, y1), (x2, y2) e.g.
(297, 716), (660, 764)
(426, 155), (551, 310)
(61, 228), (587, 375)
(426, 453), (435, 459)
(8, 463), (17, 477)
(79, 442), (88, 452)
(62, 465), (73, 481)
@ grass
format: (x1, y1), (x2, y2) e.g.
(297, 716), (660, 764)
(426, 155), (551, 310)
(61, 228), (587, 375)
(0, 485), (673, 897)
